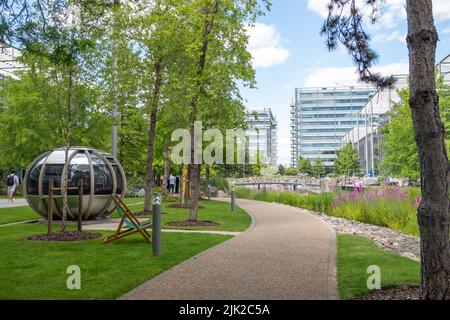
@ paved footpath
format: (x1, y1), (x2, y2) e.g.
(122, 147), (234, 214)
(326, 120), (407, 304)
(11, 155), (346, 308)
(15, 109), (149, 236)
(0, 199), (28, 209)
(120, 199), (338, 300)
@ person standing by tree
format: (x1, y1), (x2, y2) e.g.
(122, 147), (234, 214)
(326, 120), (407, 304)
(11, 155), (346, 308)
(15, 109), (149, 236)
(6, 170), (20, 204)
(169, 174), (176, 194)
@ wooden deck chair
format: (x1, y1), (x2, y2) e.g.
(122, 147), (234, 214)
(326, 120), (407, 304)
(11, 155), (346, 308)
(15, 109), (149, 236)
(102, 194), (152, 244)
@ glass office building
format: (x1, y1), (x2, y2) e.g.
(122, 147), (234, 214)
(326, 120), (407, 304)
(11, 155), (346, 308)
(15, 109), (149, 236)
(438, 54), (450, 85)
(290, 86), (375, 170)
(246, 108), (278, 165)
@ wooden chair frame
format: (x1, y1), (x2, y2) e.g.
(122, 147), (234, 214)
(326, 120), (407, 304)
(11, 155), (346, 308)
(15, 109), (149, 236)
(102, 194), (152, 244)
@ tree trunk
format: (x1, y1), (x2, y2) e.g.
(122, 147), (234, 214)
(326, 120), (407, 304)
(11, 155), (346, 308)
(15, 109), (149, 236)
(187, 0), (220, 222)
(181, 165), (189, 207)
(406, 0), (450, 300)
(144, 60), (163, 213)
(188, 163), (200, 221)
(61, 67), (74, 233)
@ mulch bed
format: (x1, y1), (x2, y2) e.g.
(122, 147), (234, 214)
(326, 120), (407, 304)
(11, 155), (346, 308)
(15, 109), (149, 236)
(355, 286), (420, 300)
(166, 220), (221, 227)
(25, 231), (101, 242)
(167, 204), (205, 209)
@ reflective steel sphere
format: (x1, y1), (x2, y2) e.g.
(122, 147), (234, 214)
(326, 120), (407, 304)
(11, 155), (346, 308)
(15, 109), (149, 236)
(24, 147), (127, 220)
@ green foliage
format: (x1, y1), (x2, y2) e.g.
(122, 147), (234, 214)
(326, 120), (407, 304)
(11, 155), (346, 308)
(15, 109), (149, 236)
(380, 89), (419, 179)
(200, 176), (229, 192)
(312, 157), (325, 178)
(331, 194), (419, 236)
(334, 142), (360, 176)
(277, 165), (286, 175)
(0, 60), (110, 168)
(285, 167), (299, 176)
(381, 78), (450, 179)
(236, 189), (335, 213)
(337, 235), (419, 300)
(237, 187), (421, 236)
(296, 156), (312, 175)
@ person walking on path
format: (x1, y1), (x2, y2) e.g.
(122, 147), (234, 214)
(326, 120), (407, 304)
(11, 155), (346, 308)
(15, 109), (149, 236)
(168, 174), (176, 194)
(6, 170), (20, 204)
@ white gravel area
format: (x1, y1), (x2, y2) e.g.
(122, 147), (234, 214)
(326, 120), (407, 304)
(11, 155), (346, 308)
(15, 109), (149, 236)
(307, 210), (420, 261)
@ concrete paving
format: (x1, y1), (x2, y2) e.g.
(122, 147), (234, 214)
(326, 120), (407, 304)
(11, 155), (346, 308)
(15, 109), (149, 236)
(119, 199), (338, 300)
(0, 198), (28, 208)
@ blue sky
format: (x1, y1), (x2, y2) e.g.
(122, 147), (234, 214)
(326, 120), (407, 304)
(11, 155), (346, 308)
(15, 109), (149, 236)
(241, 0), (450, 165)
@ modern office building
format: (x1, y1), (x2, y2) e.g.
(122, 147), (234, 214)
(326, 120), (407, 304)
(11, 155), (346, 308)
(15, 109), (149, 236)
(290, 86), (375, 170)
(341, 75), (409, 175)
(1, 42), (26, 111)
(341, 53), (450, 176)
(0, 42), (25, 80)
(438, 54), (450, 85)
(246, 108), (278, 165)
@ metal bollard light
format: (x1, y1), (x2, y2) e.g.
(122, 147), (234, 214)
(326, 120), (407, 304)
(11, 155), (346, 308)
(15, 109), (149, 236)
(152, 193), (161, 256)
(231, 185), (236, 212)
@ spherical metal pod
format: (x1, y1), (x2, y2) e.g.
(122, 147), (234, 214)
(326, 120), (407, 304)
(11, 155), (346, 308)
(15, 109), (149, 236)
(23, 147), (127, 220)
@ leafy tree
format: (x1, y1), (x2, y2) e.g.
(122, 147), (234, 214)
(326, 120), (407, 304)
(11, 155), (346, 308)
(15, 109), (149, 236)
(322, 0), (450, 299)
(0, 1), (115, 231)
(334, 142), (359, 176)
(380, 89), (419, 179)
(381, 79), (450, 179)
(277, 165), (286, 176)
(0, 61), (109, 168)
(312, 158), (325, 178)
(179, 0), (270, 221)
(296, 156), (312, 175)
(284, 167), (298, 176)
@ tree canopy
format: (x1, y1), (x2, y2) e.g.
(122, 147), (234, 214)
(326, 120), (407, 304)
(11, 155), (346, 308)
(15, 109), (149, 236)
(334, 142), (359, 176)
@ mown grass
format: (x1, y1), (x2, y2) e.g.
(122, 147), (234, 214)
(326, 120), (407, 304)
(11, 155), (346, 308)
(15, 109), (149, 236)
(337, 235), (420, 299)
(0, 223), (231, 299)
(0, 198), (251, 232)
(118, 198), (251, 232)
(0, 205), (40, 225)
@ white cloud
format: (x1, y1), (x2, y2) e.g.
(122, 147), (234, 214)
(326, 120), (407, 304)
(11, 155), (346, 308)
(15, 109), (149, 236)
(307, 0), (450, 29)
(307, 0), (330, 18)
(373, 30), (406, 43)
(246, 23), (290, 68)
(434, 0), (450, 21)
(443, 26), (450, 34)
(307, 0), (380, 19)
(304, 62), (409, 87)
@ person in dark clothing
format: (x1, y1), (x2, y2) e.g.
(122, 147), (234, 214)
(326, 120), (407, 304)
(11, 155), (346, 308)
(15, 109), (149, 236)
(175, 176), (180, 194)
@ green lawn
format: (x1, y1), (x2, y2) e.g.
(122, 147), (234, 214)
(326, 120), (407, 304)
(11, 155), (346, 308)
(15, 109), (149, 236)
(0, 223), (231, 299)
(118, 198), (251, 232)
(0, 205), (40, 225)
(0, 198), (251, 232)
(337, 235), (420, 300)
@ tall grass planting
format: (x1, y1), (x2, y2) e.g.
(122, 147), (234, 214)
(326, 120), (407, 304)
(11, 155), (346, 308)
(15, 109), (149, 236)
(236, 186), (421, 236)
(331, 185), (420, 236)
(235, 188), (334, 213)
